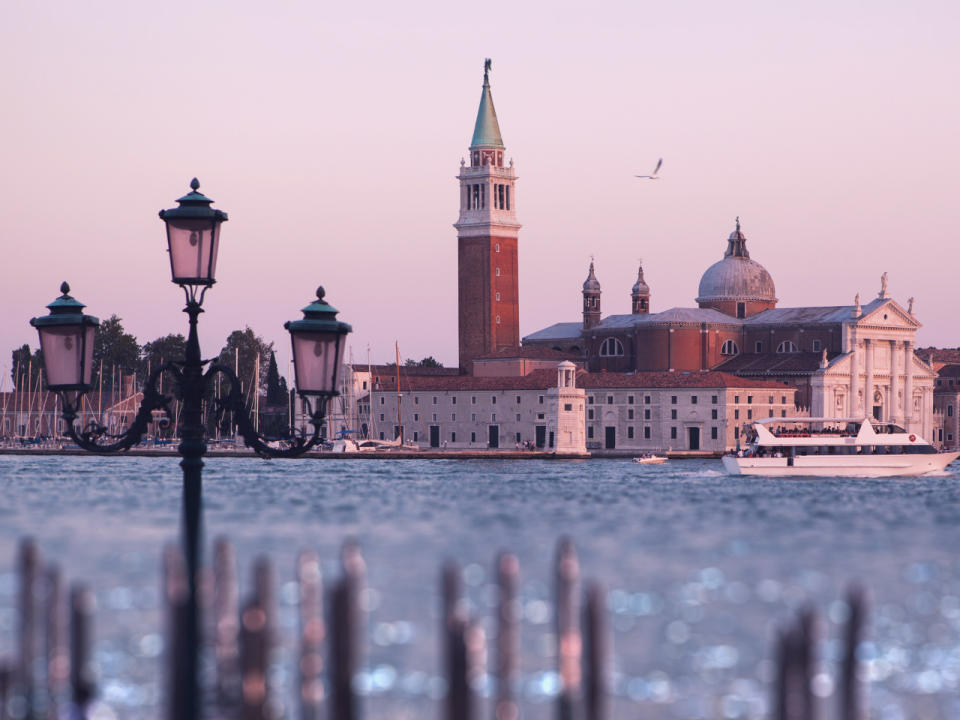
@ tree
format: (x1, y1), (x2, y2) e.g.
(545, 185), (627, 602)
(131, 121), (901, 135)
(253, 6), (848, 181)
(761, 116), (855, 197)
(218, 327), (273, 401)
(93, 315), (140, 393)
(10, 345), (44, 391)
(139, 334), (186, 384)
(265, 351), (288, 406)
(404, 356), (443, 368)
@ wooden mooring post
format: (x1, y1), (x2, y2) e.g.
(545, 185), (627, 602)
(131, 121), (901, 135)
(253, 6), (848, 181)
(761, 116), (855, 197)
(297, 550), (325, 720)
(495, 552), (520, 720)
(555, 537), (582, 720)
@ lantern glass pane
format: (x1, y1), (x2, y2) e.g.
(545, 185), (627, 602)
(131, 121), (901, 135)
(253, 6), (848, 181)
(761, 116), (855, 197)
(38, 326), (85, 388)
(291, 331), (344, 394)
(166, 218), (221, 284)
(82, 325), (96, 385)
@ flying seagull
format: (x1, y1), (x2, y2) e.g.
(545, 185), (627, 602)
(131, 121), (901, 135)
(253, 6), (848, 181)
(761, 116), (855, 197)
(635, 158), (663, 179)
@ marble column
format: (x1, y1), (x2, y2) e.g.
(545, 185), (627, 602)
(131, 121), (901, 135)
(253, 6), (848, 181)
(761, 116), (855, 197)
(864, 339), (874, 420)
(889, 340), (899, 424)
(903, 341), (913, 431)
(848, 343), (858, 417)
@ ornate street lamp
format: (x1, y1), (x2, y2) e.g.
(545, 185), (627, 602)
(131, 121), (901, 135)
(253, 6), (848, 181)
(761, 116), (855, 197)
(29, 179), (351, 719)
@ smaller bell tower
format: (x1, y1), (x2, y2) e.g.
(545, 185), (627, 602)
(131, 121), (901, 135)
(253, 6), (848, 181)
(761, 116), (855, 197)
(631, 262), (650, 314)
(582, 260), (601, 330)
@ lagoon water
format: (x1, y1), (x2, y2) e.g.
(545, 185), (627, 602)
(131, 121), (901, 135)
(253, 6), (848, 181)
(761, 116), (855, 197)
(1, 455), (959, 719)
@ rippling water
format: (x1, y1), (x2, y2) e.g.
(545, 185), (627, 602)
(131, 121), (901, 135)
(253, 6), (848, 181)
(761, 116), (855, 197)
(1, 455), (959, 719)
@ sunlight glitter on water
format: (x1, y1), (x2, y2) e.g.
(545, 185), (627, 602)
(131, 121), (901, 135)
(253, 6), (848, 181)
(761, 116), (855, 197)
(1, 455), (959, 719)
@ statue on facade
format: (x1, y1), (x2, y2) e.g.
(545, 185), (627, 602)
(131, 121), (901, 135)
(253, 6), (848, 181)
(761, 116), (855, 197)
(880, 272), (888, 298)
(908, 296), (915, 314)
(853, 293), (861, 316)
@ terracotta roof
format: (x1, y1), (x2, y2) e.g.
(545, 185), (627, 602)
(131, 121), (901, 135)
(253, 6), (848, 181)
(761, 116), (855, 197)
(938, 364), (960, 378)
(370, 369), (791, 392)
(351, 364), (461, 377)
(474, 346), (582, 361)
(372, 369), (560, 392)
(577, 370), (792, 390)
(714, 352), (830, 376)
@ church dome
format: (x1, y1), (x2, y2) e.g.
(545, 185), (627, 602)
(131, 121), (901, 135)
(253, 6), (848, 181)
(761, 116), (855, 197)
(696, 221), (776, 304)
(631, 264), (649, 296)
(583, 261), (601, 293)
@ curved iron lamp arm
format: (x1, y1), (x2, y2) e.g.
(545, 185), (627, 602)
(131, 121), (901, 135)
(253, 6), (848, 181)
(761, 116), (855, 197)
(205, 363), (328, 459)
(59, 364), (178, 453)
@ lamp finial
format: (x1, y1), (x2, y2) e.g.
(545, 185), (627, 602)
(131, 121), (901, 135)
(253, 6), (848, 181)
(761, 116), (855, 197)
(190, 178), (200, 191)
(316, 286), (325, 302)
(60, 281), (70, 296)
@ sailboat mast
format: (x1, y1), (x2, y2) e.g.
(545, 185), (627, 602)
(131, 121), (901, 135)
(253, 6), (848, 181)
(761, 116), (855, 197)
(395, 342), (402, 442)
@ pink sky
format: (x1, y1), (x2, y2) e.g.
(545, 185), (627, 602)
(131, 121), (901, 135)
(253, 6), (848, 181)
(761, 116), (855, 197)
(2, 0), (958, 378)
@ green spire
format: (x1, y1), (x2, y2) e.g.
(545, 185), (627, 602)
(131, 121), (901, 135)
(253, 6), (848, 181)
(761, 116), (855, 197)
(470, 58), (504, 149)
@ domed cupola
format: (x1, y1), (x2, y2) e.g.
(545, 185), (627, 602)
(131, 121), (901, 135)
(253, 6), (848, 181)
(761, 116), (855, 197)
(696, 218), (777, 318)
(582, 260), (601, 329)
(631, 262), (650, 314)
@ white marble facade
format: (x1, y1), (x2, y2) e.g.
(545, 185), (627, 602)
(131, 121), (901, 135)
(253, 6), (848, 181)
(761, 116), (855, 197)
(810, 297), (935, 438)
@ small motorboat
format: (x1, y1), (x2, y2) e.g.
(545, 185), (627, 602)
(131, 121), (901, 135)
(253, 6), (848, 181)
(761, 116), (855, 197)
(633, 454), (667, 465)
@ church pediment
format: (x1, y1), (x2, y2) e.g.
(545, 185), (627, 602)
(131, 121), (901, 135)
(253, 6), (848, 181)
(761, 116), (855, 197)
(856, 299), (921, 330)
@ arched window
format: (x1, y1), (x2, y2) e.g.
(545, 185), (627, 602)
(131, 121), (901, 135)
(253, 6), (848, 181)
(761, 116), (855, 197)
(599, 338), (624, 357)
(721, 340), (739, 356)
(777, 340), (799, 353)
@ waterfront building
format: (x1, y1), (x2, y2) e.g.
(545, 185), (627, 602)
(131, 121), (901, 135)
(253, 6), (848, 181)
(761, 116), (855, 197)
(455, 60), (521, 372)
(917, 348), (960, 450)
(368, 362), (795, 453)
(369, 361), (586, 453)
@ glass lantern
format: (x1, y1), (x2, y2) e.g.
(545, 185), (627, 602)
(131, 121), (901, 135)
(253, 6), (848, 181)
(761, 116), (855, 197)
(159, 178), (228, 287)
(29, 282), (100, 392)
(284, 287), (352, 398)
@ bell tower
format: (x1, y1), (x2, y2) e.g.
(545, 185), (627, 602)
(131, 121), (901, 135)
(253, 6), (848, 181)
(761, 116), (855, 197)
(582, 260), (601, 330)
(455, 59), (521, 372)
(631, 262), (650, 314)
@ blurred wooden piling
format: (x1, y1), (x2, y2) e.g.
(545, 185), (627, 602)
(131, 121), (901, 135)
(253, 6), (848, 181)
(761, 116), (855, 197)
(840, 585), (867, 720)
(495, 552), (520, 720)
(329, 541), (365, 720)
(45, 565), (67, 718)
(164, 544), (190, 720)
(239, 595), (269, 720)
(69, 585), (95, 713)
(18, 538), (39, 718)
(253, 556), (274, 649)
(0, 661), (13, 720)
(442, 561), (464, 720)
(555, 537), (581, 720)
(213, 537), (240, 710)
(583, 582), (608, 720)
(297, 550), (325, 720)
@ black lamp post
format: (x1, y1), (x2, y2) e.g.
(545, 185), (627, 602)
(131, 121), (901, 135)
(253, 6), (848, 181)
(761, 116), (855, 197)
(29, 179), (351, 719)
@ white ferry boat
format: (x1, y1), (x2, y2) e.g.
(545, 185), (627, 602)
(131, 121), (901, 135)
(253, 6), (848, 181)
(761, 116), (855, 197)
(722, 418), (960, 478)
